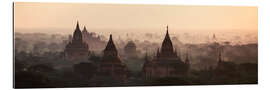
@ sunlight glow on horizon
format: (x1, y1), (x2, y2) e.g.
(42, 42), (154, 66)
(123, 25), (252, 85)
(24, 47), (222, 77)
(14, 2), (257, 34)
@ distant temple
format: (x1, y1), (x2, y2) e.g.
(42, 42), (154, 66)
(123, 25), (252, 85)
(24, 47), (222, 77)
(185, 51), (191, 71)
(215, 47), (233, 70)
(124, 40), (138, 58)
(97, 34), (128, 81)
(81, 26), (106, 52)
(217, 48), (224, 69)
(142, 26), (190, 79)
(64, 21), (89, 61)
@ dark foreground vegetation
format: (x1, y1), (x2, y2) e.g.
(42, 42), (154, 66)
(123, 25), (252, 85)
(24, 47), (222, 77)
(14, 50), (257, 88)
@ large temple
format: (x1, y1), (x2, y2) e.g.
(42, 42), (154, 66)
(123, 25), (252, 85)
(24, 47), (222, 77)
(64, 21), (89, 62)
(96, 34), (128, 81)
(142, 26), (190, 79)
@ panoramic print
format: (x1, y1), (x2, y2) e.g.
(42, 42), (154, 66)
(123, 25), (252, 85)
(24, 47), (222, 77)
(14, 2), (258, 88)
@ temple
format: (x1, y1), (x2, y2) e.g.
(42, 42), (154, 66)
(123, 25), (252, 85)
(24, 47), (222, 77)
(97, 34), (128, 81)
(185, 51), (191, 70)
(216, 47), (230, 70)
(81, 26), (106, 51)
(142, 25), (190, 79)
(64, 21), (89, 62)
(124, 40), (138, 58)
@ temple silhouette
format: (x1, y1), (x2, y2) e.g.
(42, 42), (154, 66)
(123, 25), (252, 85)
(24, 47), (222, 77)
(142, 26), (190, 79)
(64, 23), (191, 80)
(124, 40), (138, 58)
(62, 22), (256, 84)
(96, 34), (128, 81)
(64, 21), (89, 62)
(81, 26), (106, 51)
(14, 21), (257, 88)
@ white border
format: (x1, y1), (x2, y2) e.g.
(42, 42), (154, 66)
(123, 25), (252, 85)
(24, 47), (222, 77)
(13, 0), (258, 6)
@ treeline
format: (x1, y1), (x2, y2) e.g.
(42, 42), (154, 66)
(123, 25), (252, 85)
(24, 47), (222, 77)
(14, 50), (257, 88)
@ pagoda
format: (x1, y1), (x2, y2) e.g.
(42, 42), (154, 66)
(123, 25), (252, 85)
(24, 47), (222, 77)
(143, 26), (190, 79)
(97, 34), (128, 81)
(64, 21), (89, 62)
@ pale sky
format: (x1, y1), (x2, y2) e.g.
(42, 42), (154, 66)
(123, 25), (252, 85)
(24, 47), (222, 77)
(14, 2), (257, 34)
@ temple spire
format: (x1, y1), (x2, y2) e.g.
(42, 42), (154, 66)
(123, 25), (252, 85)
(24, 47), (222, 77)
(72, 20), (82, 42)
(218, 47), (222, 62)
(156, 48), (160, 57)
(213, 33), (218, 43)
(104, 34), (117, 52)
(83, 26), (86, 31)
(76, 21), (80, 30)
(109, 34), (113, 41)
(166, 25), (169, 34)
(161, 25), (174, 53)
(166, 25), (170, 39)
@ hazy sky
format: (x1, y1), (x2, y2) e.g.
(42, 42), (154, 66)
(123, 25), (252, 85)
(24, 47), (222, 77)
(14, 2), (257, 34)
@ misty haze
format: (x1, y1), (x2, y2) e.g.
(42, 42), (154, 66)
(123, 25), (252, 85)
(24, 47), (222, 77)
(14, 2), (257, 88)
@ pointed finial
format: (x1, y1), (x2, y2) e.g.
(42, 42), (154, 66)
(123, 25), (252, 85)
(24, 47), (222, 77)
(213, 34), (217, 41)
(76, 20), (80, 30)
(109, 34), (113, 40)
(166, 25), (169, 33)
(83, 26), (87, 32)
(165, 25), (170, 37)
